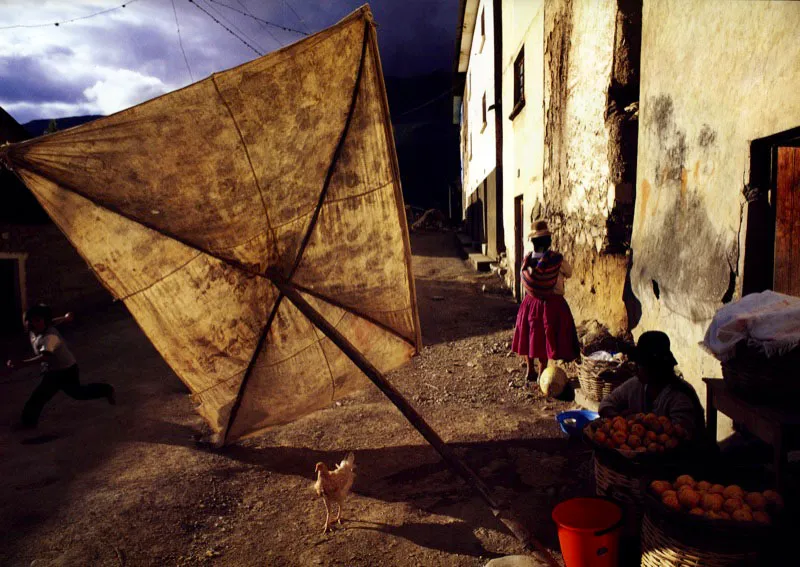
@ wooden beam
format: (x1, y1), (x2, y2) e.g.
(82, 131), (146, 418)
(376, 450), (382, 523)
(268, 272), (558, 565)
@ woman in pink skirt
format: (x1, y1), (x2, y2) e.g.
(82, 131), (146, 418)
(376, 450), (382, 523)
(512, 220), (579, 382)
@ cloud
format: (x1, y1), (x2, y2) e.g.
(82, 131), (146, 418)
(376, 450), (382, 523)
(83, 68), (169, 115)
(0, 0), (458, 123)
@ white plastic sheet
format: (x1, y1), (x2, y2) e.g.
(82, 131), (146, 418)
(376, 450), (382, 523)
(701, 291), (800, 362)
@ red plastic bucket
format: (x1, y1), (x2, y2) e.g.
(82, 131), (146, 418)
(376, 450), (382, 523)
(552, 497), (623, 567)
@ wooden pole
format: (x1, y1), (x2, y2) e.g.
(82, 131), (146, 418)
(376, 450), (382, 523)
(269, 273), (558, 566)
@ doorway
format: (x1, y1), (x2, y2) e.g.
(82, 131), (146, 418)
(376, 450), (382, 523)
(0, 254), (26, 335)
(742, 127), (800, 296)
(514, 195), (524, 301)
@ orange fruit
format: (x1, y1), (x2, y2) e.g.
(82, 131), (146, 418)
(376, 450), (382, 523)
(689, 507), (704, 516)
(628, 435), (642, 449)
(618, 444), (632, 451)
(723, 485), (745, 500)
(650, 480), (672, 495)
(696, 481), (712, 492)
(657, 433), (670, 444)
(744, 492), (766, 511)
(662, 493), (681, 512)
(612, 432), (627, 446)
(709, 484), (725, 495)
(645, 431), (657, 442)
(723, 498), (744, 514)
(674, 475), (695, 489)
(719, 511), (731, 520)
(702, 493), (724, 512)
(732, 509), (753, 522)
(753, 511), (771, 525)
(630, 424), (646, 437)
(679, 489), (701, 509)
(594, 431), (608, 443)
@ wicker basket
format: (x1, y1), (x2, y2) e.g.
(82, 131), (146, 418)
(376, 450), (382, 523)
(578, 358), (634, 402)
(594, 453), (645, 503)
(641, 513), (759, 567)
(594, 452), (645, 538)
(722, 344), (800, 405)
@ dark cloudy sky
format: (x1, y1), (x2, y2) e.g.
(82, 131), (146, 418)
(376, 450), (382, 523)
(0, 0), (457, 123)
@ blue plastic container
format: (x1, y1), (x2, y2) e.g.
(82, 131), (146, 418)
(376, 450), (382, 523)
(557, 410), (599, 437)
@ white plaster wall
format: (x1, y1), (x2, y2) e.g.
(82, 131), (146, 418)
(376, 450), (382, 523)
(462, 0), (497, 201)
(633, 0), (800, 439)
(501, 0), (545, 288)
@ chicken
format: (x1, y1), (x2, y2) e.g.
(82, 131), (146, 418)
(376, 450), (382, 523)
(314, 452), (355, 533)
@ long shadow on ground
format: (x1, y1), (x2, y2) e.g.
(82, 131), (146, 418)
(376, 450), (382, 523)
(209, 436), (594, 555)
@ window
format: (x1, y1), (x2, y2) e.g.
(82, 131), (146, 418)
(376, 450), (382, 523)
(481, 92), (487, 132)
(510, 47), (525, 120)
(479, 8), (486, 52)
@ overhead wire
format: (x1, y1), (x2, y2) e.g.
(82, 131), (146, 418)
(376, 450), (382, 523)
(171, 0), (194, 82)
(234, 0), (283, 48)
(197, 0), (267, 55)
(0, 0), (144, 30)
(187, 0), (262, 56)
(396, 87), (456, 118)
(206, 0), (308, 36)
(284, 0), (311, 34)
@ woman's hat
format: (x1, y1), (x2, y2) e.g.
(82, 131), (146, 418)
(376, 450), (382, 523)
(529, 219), (551, 239)
(632, 331), (678, 368)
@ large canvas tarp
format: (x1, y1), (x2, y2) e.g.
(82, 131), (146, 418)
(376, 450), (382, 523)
(0, 6), (421, 443)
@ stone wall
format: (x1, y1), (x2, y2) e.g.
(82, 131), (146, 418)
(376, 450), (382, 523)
(633, 0), (800, 439)
(540, 0), (641, 335)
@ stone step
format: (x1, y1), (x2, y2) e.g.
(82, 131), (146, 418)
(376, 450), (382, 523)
(468, 252), (493, 272)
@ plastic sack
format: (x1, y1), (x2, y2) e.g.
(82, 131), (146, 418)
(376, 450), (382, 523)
(587, 351), (615, 361)
(701, 291), (800, 362)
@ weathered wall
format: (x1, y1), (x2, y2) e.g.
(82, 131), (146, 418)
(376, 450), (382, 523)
(501, 0), (545, 294)
(633, 0), (800, 438)
(542, 0), (640, 334)
(461, 0), (497, 206)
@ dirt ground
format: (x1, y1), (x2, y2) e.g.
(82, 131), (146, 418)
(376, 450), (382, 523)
(0, 232), (593, 567)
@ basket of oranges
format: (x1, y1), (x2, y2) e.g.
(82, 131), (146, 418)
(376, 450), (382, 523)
(641, 474), (782, 566)
(584, 413), (691, 461)
(583, 414), (692, 537)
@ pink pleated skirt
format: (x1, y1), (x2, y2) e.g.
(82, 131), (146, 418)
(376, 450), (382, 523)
(512, 293), (579, 362)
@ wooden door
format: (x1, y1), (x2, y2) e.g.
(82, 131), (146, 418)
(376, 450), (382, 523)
(775, 147), (800, 296)
(514, 195), (524, 301)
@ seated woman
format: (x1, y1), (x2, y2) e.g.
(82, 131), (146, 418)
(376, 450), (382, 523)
(599, 331), (705, 438)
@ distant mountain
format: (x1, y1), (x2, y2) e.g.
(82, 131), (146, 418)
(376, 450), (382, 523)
(23, 115), (103, 137)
